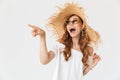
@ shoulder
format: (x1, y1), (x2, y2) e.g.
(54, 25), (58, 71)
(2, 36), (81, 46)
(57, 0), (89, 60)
(54, 42), (65, 48)
(50, 42), (65, 54)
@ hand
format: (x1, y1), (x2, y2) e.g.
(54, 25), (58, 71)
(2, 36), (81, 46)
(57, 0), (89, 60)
(89, 53), (101, 69)
(28, 24), (46, 37)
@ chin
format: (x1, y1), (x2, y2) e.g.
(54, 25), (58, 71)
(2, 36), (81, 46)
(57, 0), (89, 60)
(70, 34), (80, 38)
(70, 35), (77, 38)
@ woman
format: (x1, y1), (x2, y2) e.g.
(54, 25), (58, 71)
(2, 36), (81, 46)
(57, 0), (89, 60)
(28, 3), (101, 80)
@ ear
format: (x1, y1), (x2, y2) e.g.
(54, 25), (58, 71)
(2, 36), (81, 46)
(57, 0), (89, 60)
(81, 23), (85, 29)
(80, 25), (84, 32)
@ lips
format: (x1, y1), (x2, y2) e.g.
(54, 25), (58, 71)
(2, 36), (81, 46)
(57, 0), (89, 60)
(69, 28), (76, 33)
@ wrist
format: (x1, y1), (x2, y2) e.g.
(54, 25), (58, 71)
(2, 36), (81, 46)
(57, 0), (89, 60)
(40, 35), (46, 40)
(87, 65), (93, 70)
(38, 31), (46, 38)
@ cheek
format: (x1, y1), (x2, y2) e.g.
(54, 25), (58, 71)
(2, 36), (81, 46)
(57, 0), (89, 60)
(77, 28), (81, 33)
(66, 26), (69, 32)
(79, 23), (83, 28)
(76, 24), (83, 31)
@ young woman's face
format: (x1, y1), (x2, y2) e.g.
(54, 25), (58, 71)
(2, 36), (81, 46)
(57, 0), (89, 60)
(66, 15), (83, 38)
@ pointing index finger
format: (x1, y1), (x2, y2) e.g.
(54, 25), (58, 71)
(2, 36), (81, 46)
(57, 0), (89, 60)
(28, 24), (36, 29)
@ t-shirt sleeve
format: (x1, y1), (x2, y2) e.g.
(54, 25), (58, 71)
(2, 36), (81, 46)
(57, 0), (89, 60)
(50, 42), (65, 56)
(50, 42), (59, 55)
(87, 55), (93, 65)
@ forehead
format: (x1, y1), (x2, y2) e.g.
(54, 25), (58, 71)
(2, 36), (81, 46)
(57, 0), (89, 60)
(68, 15), (80, 20)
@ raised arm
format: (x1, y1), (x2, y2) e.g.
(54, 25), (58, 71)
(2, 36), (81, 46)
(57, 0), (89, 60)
(28, 24), (55, 65)
(83, 46), (101, 76)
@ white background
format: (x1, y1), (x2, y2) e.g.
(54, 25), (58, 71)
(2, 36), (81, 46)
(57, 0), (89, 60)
(0, 0), (120, 80)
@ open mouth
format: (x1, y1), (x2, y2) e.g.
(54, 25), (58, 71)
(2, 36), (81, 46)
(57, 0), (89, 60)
(69, 28), (76, 33)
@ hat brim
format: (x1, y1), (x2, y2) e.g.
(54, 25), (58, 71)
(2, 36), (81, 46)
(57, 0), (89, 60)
(46, 3), (100, 45)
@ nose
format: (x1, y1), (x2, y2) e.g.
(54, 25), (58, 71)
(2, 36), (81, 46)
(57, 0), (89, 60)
(68, 22), (74, 26)
(69, 22), (73, 26)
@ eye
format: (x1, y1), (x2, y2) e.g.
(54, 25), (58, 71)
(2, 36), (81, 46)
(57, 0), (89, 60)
(66, 20), (70, 25)
(73, 20), (78, 24)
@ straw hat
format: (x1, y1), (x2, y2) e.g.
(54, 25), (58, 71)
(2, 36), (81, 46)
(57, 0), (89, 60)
(47, 3), (100, 45)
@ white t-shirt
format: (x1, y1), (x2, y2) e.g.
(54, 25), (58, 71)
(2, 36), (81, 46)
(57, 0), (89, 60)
(51, 42), (84, 80)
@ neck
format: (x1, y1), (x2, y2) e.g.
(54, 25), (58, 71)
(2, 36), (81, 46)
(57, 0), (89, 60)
(72, 37), (80, 50)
